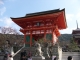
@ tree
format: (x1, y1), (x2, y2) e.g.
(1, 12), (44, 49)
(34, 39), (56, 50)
(0, 27), (23, 49)
(69, 38), (79, 52)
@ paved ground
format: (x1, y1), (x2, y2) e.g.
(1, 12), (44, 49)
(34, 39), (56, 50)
(0, 52), (80, 60)
(0, 55), (4, 60)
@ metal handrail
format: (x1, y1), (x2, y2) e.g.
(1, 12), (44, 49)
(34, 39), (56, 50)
(13, 45), (25, 57)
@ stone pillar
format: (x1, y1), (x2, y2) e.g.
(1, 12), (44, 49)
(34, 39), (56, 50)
(58, 45), (62, 60)
(52, 44), (62, 60)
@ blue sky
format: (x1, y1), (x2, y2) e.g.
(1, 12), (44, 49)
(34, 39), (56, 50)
(0, 0), (80, 34)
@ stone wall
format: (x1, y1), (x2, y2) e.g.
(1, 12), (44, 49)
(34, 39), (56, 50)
(62, 52), (80, 60)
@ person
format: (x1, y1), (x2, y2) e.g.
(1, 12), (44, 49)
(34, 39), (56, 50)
(20, 51), (23, 60)
(54, 57), (56, 60)
(27, 51), (32, 60)
(3, 54), (8, 60)
(52, 56), (56, 60)
(20, 50), (27, 60)
(28, 51), (32, 58)
(67, 56), (73, 60)
(27, 57), (32, 60)
(3, 51), (9, 60)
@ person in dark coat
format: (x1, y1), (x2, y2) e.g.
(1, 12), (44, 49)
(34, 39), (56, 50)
(67, 56), (73, 60)
(3, 54), (8, 60)
(20, 50), (27, 60)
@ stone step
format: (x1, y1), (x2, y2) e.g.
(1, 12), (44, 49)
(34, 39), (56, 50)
(13, 47), (53, 60)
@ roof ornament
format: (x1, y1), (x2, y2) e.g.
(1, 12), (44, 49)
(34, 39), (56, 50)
(76, 20), (79, 29)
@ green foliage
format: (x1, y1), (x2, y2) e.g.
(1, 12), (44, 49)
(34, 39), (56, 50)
(38, 38), (44, 44)
(69, 38), (79, 51)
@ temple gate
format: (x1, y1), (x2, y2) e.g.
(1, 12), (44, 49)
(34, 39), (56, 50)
(11, 8), (67, 60)
(11, 8), (67, 47)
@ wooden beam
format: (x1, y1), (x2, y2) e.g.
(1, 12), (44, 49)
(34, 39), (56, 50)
(20, 26), (56, 31)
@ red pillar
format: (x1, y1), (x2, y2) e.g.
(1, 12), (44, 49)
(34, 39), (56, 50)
(30, 31), (32, 47)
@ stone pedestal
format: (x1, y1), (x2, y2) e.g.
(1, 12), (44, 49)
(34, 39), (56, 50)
(32, 42), (62, 60)
(51, 44), (62, 60)
(32, 56), (43, 60)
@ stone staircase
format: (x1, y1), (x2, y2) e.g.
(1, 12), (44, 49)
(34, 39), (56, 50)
(13, 47), (51, 60)
(13, 47), (52, 60)
(13, 43), (61, 60)
(13, 47), (35, 60)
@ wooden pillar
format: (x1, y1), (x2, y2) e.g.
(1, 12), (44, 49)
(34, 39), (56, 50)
(30, 31), (32, 47)
(24, 33), (26, 47)
(52, 31), (54, 44)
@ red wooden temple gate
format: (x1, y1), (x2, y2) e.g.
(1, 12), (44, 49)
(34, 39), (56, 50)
(11, 8), (67, 47)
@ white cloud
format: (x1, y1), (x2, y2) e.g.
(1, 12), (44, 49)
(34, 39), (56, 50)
(59, 28), (76, 34)
(0, 19), (3, 22)
(0, 7), (6, 16)
(70, 0), (78, 4)
(0, 17), (20, 29)
(65, 0), (79, 5)
(76, 13), (80, 18)
(66, 14), (74, 21)
(0, 17), (13, 27)
(3, 17), (13, 27)
(60, 10), (80, 34)
(0, 0), (15, 5)
(8, 0), (15, 1)
(0, 0), (4, 5)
